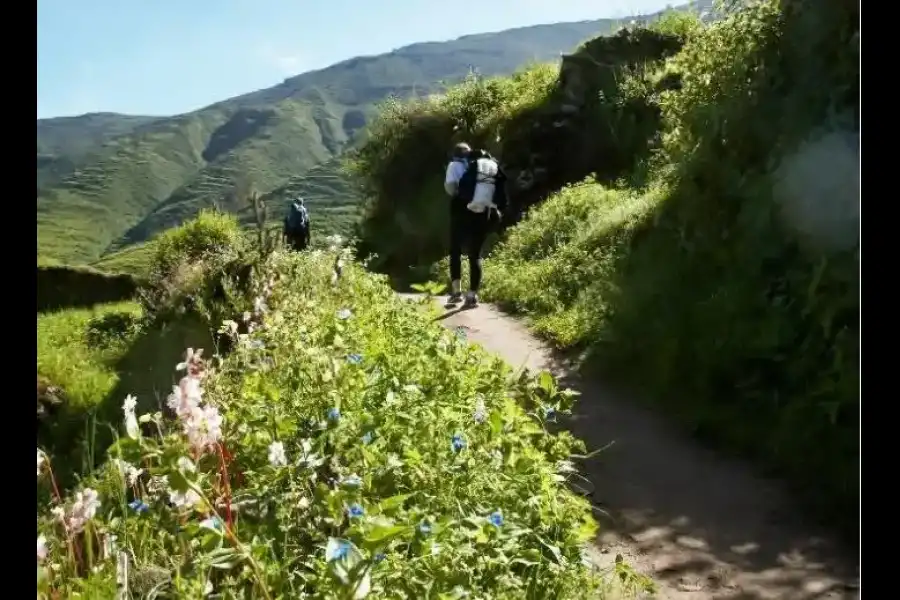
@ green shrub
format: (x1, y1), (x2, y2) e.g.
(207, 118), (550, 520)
(37, 250), (603, 599)
(485, 0), (859, 537)
(150, 210), (244, 277)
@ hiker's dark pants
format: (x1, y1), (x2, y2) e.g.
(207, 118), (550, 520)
(449, 206), (490, 292)
(286, 231), (309, 252)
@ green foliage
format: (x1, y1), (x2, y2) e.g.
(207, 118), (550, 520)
(485, 0), (859, 537)
(38, 250), (604, 598)
(352, 25), (686, 279)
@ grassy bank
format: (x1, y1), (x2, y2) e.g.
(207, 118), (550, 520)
(37, 217), (619, 597)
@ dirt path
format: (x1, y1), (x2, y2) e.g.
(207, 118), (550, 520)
(401, 295), (859, 600)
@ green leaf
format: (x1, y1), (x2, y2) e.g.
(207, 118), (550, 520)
(363, 518), (409, 546)
(377, 493), (413, 512)
(205, 548), (243, 570)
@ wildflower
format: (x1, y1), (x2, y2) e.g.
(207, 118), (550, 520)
(166, 377), (202, 418)
(176, 348), (202, 371)
(122, 394), (137, 415)
(336, 308), (352, 320)
(374, 552), (386, 563)
(169, 489), (201, 510)
(182, 405), (223, 452)
(419, 521), (433, 535)
(488, 510), (504, 528)
(128, 499), (150, 513)
(268, 441), (287, 467)
(362, 431), (374, 445)
(253, 296), (268, 315)
(122, 396), (140, 439)
(341, 474), (362, 488)
(473, 397), (487, 424)
(37, 535), (47, 562)
(114, 460), (144, 486)
(177, 457), (196, 473)
(544, 406), (556, 420)
(347, 503), (365, 519)
(147, 475), (168, 499)
(59, 488), (101, 534)
(199, 516), (224, 532)
(37, 448), (46, 477)
(327, 407), (341, 422)
(347, 353), (363, 365)
(219, 320), (239, 335)
(451, 434), (467, 453)
(326, 538), (352, 562)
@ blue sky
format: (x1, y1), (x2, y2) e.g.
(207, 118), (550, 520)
(37, 0), (674, 119)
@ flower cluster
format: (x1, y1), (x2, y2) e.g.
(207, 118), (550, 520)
(51, 488), (100, 535)
(166, 349), (222, 453)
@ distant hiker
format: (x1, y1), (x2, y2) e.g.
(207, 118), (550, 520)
(444, 142), (509, 308)
(283, 197), (311, 251)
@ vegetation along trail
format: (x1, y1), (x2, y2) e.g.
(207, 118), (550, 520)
(403, 294), (858, 600)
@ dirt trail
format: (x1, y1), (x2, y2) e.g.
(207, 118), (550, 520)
(402, 295), (859, 600)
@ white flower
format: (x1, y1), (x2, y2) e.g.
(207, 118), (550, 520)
(177, 457), (196, 473)
(268, 441), (287, 467)
(473, 396), (487, 424)
(175, 348), (201, 372)
(125, 412), (140, 439)
(60, 488), (101, 534)
(219, 320), (239, 335)
(253, 296), (268, 315)
(122, 394), (137, 415)
(168, 489), (201, 509)
(37, 449), (46, 477)
(37, 535), (47, 562)
(167, 377), (202, 418)
(182, 405), (223, 452)
(113, 459), (143, 486)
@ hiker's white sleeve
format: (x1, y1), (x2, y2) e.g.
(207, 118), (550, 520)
(444, 161), (465, 196)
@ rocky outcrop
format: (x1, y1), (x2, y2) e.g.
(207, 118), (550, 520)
(502, 28), (685, 222)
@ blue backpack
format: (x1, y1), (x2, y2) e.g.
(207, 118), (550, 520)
(286, 201), (309, 233)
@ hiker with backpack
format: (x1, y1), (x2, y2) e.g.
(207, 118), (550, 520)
(283, 197), (311, 251)
(443, 142), (508, 308)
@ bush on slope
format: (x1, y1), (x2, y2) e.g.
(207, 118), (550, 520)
(484, 0), (859, 536)
(37, 248), (603, 599)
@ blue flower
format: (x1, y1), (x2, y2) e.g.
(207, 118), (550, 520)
(544, 406), (556, 419)
(454, 327), (467, 340)
(326, 539), (351, 562)
(347, 353), (363, 365)
(451, 434), (467, 453)
(200, 516), (224, 531)
(488, 511), (504, 528)
(374, 552), (386, 563)
(337, 308), (352, 320)
(327, 407), (341, 421)
(128, 499), (149, 513)
(362, 431), (374, 445)
(347, 503), (365, 518)
(419, 520), (432, 535)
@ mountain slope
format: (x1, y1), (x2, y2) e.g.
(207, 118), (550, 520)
(37, 113), (159, 190)
(37, 6), (710, 266)
(37, 18), (637, 265)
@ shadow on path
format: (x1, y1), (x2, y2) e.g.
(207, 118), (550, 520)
(402, 294), (859, 600)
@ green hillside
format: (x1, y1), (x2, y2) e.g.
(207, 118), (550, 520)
(37, 112), (159, 190)
(38, 18), (640, 266)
